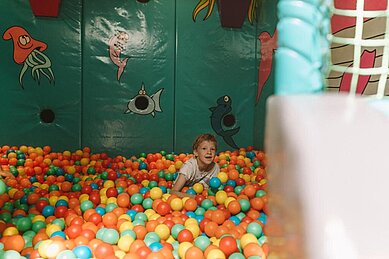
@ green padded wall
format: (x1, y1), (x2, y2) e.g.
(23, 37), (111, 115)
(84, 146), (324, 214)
(0, 0), (82, 151)
(0, 0), (275, 156)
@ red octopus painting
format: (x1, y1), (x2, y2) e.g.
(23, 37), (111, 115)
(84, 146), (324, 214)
(3, 26), (55, 88)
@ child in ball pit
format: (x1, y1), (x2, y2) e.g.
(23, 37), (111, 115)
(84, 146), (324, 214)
(171, 133), (220, 198)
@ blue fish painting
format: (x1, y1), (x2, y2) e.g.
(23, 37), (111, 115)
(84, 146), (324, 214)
(209, 95), (240, 149)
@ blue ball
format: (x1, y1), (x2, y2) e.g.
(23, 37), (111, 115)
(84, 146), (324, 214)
(139, 187), (149, 194)
(229, 216), (241, 225)
(159, 185), (167, 193)
(186, 189), (196, 195)
(149, 242), (163, 252)
(209, 177), (221, 188)
(126, 210), (137, 221)
(55, 200), (68, 207)
(51, 231), (66, 239)
(41, 205), (55, 217)
(73, 245), (92, 259)
(95, 206), (106, 216)
(226, 180), (236, 187)
(186, 211), (196, 218)
(90, 183), (99, 190)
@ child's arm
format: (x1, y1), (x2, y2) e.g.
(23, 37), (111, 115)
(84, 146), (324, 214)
(170, 174), (195, 198)
(0, 169), (14, 179)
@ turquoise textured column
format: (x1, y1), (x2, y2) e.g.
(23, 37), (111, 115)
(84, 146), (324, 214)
(275, 0), (331, 94)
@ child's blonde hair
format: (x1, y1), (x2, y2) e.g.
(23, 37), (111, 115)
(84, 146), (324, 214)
(192, 133), (218, 151)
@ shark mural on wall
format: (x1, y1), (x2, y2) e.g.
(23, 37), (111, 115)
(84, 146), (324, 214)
(108, 31), (130, 82)
(209, 95), (240, 149)
(125, 83), (164, 117)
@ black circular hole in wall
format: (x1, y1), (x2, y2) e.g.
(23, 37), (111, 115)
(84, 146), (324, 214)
(40, 109), (55, 123)
(135, 96), (149, 110)
(137, 0), (150, 3)
(223, 114), (236, 127)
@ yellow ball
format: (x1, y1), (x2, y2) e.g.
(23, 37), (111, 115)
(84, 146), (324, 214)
(58, 196), (69, 202)
(119, 221), (134, 233)
(115, 250), (126, 259)
(149, 213), (161, 221)
(32, 215), (45, 223)
(46, 224), (61, 236)
(38, 240), (53, 258)
(66, 166), (76, 174)
(79, 194), (89, 203)
(184, 218), (198, 227)
(168, 165), (176, 173)
(206, 248), (226, 259)
(8, 189), (18, 198)
(170, 198), (183, 211)
(185, 224), (200, 239)
(192, 183), (204, 194)
(224, 197), (236, 207)
(174, 160), (183, 169)
(144, 209), (156, 219)
(3, 226), (19, 236)
(118, 214), (132, 221)
(150, 187), (163, 200)
(155, 224), (170, 240)
(178, 242), (193, 259)
(106, 197), (117, 205)
(100, 187), (107, 196)
(80, 158), (90, 166)
(141, 180), (149, 187)
(162, 193), (171, 201)
(217, 172), (228, 183)
(103, 180), (115, 188)
(117, 235), (134, 252)
(240, 233), (258, 249)
(40, 184), (49, 190)
(215, 191), (228, 205)
(100, 195), (108, 204)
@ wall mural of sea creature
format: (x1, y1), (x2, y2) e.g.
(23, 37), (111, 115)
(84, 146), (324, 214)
(125, 83), (164, 117)
(3, 26), (55, 88)
(108, 31), (130, 81)
(209, 95), (240, 149)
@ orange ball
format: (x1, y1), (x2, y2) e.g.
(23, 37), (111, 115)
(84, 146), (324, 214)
(211, 210), (225, 225)
(243, 243), (265, 258)
(227, 200), (241, 215)
(117, 193), (130, 208)
(185, 246), (204, 259)
(94, 242), (115, 259)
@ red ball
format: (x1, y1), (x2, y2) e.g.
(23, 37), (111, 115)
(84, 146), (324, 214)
(106, 187), (118, 198)
(54, 206), (68, 218)
(219, 236), (239, 257)
(177, 229), (194, 243)
(156, 201), (171, 216)
(81, 185), (93, 194)
(35, 199), (49, 212)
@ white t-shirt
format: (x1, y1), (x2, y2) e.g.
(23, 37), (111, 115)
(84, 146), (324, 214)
(175, 157), (220, 187)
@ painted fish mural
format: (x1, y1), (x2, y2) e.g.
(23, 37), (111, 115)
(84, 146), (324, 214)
(108, 31), (129, 81)
(125, 83), (164, 117)
(3, 26), (55, 88)
(209, 95), (240, 149)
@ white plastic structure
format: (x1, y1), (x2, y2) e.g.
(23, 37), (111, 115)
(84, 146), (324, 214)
(265, 93), (389, 259)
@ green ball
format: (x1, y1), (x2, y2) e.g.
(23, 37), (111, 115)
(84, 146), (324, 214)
(255, 190), (266, 197)
(200, 199), (213, 210)
(49, 184), (59, 192)
(165, 173), (174, 181)
(139, 152), (147, 158)
(160, 150), (167, 156)
(247, 222), (263, 238)
(165, 154), (174, 161)
(148, 181), (158, 189)
(71, 184), (82, 192)
(101, 171), (108, 180)
(105, 203), (118, 212)
(32, 221), (46, 232)
(157, 170), (165, 179)
(253, 160), (261, 167)
(142, 198), (153, 210)
(87, 167), (96, 175)
(52, 219), (65, 230)
(80, 200), (94, 212)
(130, 193), (143, 205)
(134, 212), (148, 222)
(194, 207), (205, 216)
(0, 212), (12, 223)
(234, 186), (243, 195)
(194, 236), (210, 251)
(121, 229), (136, 239)
(238, 199), (250, 212)
(16, 217), (32, 232)
(171, 224), (184, 239)
(229, 253), (245, 259)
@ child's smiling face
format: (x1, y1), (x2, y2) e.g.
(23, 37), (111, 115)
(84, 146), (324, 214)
(194, 140), (217, 169)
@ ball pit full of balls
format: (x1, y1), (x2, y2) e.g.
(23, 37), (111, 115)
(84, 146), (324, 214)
(0, 145), (268, 259)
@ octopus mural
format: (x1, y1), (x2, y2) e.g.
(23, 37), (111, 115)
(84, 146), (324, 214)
(3, 26), (55, 88)
(108, 31), (129, 81)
